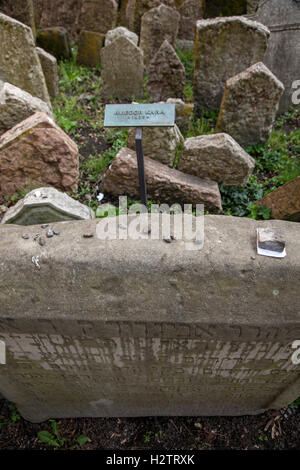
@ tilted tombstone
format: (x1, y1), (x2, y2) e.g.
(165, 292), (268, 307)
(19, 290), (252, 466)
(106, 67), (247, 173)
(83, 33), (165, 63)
(79, 0), (118, 35)
(0, 13), (50, 106)
(125, 0), (176, 35)
(100, 36), (144, 101)
(177, 0), (204, 40)
(139, 4), (180, 69)
(193, 16), (270, 113)
(216, 62), (284, 146)
(253, 0), (300, 113)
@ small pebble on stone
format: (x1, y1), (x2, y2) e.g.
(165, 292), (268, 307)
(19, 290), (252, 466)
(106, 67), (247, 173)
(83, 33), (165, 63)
(163, 238), (172, 243)
(41, 224), (49, 229)
(22, 233), (30, 240)
(38, 236), (46, 246)
(53, 229), (60, 236)
(83, 233), (94, 238)
(46, 229), (54, 238)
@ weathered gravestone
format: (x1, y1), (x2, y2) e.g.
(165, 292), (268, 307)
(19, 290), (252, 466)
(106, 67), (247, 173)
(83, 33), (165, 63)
(0, 82), (53, 136)
(147, 40), (186, 102)
(36, 27), (71, 60)
(139, 4), (180, 69)
(0, 112), (79, 200)
(79, 0), (118, 35)
(125, 0), (176, 35)
(33, 0), (81, 41)
(193, 16), (270, 113)
(105, 26), (138, 47)
(0, 215), (300, 421)
(177, 0), (203, 40)
(100, 36), (144, 101)
(101, 147), (222, 211)
(0, 0), (36, 36)
(36, 47), (59, 99)
(253, 0), (300, 113)
(1, 187), (95, 225)
(177, 133), (255, 186)
(0, 13), (50, 105)
(216, 62), (284, 146)
(77, 31), (104, 67)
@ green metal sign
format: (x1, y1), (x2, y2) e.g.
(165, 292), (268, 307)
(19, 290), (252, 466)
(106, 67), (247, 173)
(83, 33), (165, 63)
(104, 103), (175, 127)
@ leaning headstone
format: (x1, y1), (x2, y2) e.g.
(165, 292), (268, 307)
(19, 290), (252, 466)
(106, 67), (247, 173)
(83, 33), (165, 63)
(1, 187), (95, 225)
(126, 0), (176, 35)
(177, 133), (255, 186)
(36, 27), (71, 59)
(36, 47), (59, 99)
(178, 0), (203, 40)
(127, 124), (184, 166)
(105, 26), (138, 47)
(79, 0), (118, 35)
(33, 0), (81, 41)
(0, 83), (53, 136)
(253, 0), (300, 113)
(257, 176), (300, 222)
(101, 36), (144, 101)
(0, 112), (79, 200)
(216, 62), (284, 147)
(147, 40), (186, 102)
(193, 16), (270, 113)
(139, 4), (180, 69)
(0, 0), (36, 36)
(204, 0), (247, 17)
(0, 13), (50, 105)
(77, 30), (104, 67)
(167, 98), (194, 133)
(101, 147), (222, 212)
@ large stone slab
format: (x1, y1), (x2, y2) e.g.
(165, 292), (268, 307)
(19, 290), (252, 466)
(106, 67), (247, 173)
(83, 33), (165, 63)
(0, 0), (36, 36)
(100, 36), (144, 101)
(36, 27), (71, 60)
(79, 0), (118, 35)
(105, 26), (138, 47)
(0, 112), (79, 200)
(36, 47), (59, 99)
(127, 124), (184, 166)
(253, 0), (300, 113)
(0, 13), (50, 105)
(33, 0), (81, 41)
(77, 31), (104, 67)
(101, 147), (222, 211)
(1, 187), (95, 225)
(147, 40), (185, 102)
(126, 0), (176, 35)
(139, 4), (180, 69)
(193, 16), (270, 112)
(0, 82), (53, 136)
(216, 62), (284, 146)
(0, 215), (300, 421)
(178, 133), (255, 186)
(178, 0), (203, 40)
(257, 176), (300, 222)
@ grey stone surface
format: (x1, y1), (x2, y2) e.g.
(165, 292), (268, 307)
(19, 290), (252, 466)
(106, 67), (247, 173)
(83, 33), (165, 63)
(253, 0), (300, 113)
(0, 82), (53, 136)
(101, 36), (144, 100)
(127, 123), (184, 166)
(178, 0), (203, 40)
(1, 187), (95, 226)
(36, 47), (59, 99)
(193, 16), (270, 112)
(139, 4), (180, 69)
(105, 26), (138, 47)
(0, 13), (50, 105)
(79, 0), (118, 35)
(0, 215), (300, 421)
(216, 62), (284, 146)
(147, 40), (186, 102)
(177, 133), (255, 186)
(101, 147), (222, 211)
(125, 0), (176, 35)
(36, 26), (71, 60)
(167, 98), (194, 133)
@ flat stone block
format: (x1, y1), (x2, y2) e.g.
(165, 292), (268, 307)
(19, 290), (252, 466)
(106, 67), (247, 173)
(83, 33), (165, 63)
(0, 216), (300, 421)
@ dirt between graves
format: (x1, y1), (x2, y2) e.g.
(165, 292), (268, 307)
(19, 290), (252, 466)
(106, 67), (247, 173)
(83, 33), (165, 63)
(0, 398), (299, 450)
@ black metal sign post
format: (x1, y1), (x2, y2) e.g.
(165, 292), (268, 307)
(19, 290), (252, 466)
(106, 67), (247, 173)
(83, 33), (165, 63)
(135, 127), (148, 207)
(103, 103), (175, 208)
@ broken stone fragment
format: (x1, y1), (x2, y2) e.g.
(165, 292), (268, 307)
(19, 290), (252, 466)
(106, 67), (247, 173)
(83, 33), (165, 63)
(100, 147), (222, 212)
(257, 228), (285, 253)
(256, 176), (300, 222)
(1, 187), (95, 226)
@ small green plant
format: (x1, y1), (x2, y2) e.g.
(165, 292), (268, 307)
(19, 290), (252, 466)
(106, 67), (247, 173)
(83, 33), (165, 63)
(144, 431), (151, 443)
(0, 403), (20, 430)
(37, 419), (89, 449)
(290, 397), (300, 409)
